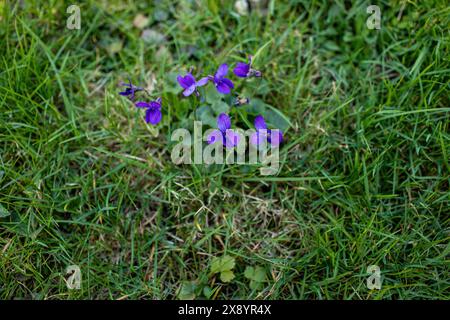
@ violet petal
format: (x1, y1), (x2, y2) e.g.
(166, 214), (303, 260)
(145, 108), (162, 125)
(217, 113), (231, 132)
(216, 81), (231, 94)
(254, 115), (267, 130)
(135, 101), (150, 108)
(215, 63), (228, 79)
(196, 77), (210, 87)
(183, 85), (196, 97)
(233, 62), (250, 77)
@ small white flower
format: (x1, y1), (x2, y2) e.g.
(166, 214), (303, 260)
(234, 0), (249, 16)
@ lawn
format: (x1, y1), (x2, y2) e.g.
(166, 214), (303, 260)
(0, 0), (449, 300)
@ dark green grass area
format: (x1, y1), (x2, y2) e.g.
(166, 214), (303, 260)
(0, 0), (449, 299)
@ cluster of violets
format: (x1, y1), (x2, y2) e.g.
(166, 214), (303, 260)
(119, 55), (282, 147)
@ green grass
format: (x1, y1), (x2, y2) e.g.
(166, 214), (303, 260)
(0, 0), (449, 300)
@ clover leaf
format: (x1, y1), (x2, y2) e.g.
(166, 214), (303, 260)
(177, 281), (198, 300)
(244, 266), (267, 290)
(210, 255), (236, 283)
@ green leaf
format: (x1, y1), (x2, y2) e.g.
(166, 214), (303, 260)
(166, 72), (183, 94)
(244, 266), (266, 282)
(323, 40), (341, 52)
(264, 104), (293, 131)
(243, 98), (291, 132)
(223, 95), (236, 106)
(245, 266), (266, 290)
(178, 281), (197, 300)
(203, 286), (213, 299)
(196, 105), (217, 128)
(211, 100), (230, 116)
(210, 257), (222, 274)
(220, 270), (235, 283)
(244, 266), (255, 279)
(220, 255), (236, 272)
(204, 85), (222, 104)
(210, 255), (236, 274)
(0, 204), (10, 218)
(253, 266), (266, 282)
(249, 279), (263, 290)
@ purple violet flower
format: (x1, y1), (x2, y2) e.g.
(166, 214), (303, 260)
(135, 97), (162, 125)
(177, 73), (209, 97)
(233, 55), (262, 78)
(250, 115), (283, 147)
(119, 79), (144, 100)
(207, 113), (240, 148)
(209, 64), (234, 94)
